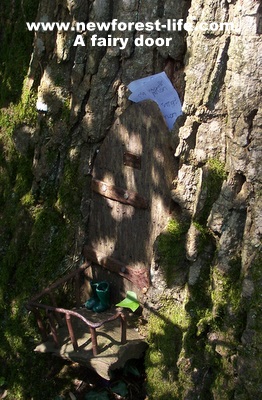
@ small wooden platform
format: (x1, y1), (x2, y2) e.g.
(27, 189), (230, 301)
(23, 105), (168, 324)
(34, 308), (147, 380)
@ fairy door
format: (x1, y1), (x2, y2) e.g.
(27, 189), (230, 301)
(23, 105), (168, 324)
(84, 101), (175, 295)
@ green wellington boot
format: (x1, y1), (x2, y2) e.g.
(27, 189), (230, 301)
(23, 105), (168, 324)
(92, 281), (110, 313)
(84, 281), (100, 310)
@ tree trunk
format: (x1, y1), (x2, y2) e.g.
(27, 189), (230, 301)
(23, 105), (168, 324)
(0, 0), (261, 398)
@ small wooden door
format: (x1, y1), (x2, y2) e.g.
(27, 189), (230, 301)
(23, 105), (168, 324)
(84, 101), (175, 295)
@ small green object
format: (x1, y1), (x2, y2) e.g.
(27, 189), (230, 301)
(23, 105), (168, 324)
(85, 281), (100, 310)
(85, 281), (110, 312)
(93, 281), (110, 312)
(116, 291), (140, 312)
(0, 377), (5, 386)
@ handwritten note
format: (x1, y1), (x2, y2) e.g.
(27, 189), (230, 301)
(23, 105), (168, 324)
(128, 72), (182, 130)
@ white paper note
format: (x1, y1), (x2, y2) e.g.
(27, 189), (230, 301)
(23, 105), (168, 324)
(128, 72), (182, 130)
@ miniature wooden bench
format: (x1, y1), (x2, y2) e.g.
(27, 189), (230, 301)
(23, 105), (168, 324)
(26, 262), (147, 379)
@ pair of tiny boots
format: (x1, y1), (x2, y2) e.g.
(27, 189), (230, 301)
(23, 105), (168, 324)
(84, 281), (110, 313)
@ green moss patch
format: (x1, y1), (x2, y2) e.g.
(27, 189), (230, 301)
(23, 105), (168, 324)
(196, 158), (227, 225)
(146, 240), (254, 399)
(145, 299), (189, 400)
(0, 101), (81, 400)
(157, 219), (188, 286)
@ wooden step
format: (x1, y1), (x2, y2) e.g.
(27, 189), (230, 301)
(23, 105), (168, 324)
(34, 309), (147, 380)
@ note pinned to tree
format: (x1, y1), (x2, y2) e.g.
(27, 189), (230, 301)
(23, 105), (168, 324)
(128, 72), (182, 130)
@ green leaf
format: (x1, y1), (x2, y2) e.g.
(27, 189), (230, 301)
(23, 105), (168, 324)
(116, 291), (140, 312)
(0, 377), (5, 386)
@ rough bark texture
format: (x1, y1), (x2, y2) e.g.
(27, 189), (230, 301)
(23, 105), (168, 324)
(0, 0), (261, 398)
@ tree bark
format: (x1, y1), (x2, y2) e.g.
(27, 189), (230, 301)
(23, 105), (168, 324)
(0, 0), (261, 398)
